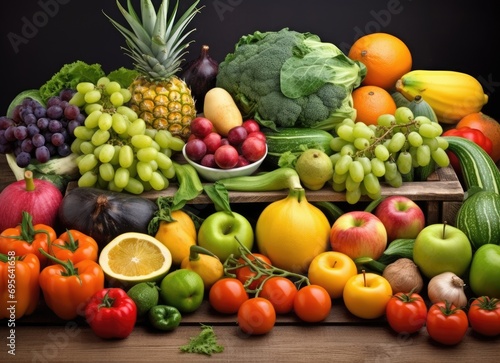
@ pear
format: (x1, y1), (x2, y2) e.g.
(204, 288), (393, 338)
(295, 148), (333, 190)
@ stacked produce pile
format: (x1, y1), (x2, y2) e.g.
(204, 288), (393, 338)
(2, 0), (500, 352)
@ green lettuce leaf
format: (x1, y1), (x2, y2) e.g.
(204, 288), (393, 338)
(39, 60), (105, 102)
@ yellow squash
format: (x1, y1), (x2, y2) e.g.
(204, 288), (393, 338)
(155, 210), (197, 266)
(181, 245), (224, 290)
(395, 70), (488, 124)
(255, 187), (331, 274)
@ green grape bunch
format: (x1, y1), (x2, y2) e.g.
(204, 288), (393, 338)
(69, 77), (184, 194)
(329, 106), (450, 204)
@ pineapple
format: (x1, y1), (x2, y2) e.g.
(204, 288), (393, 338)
(106, 0), (201, 140)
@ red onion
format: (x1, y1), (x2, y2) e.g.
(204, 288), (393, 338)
(0, 170), (63, 231)
(181, 44), (219, 113)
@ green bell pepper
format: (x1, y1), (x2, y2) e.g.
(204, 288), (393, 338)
(148, 305), (182, 331)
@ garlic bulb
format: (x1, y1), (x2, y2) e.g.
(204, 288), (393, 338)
(427, 272), (467, 308)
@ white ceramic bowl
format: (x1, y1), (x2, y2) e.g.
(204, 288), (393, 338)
(182, 144), (267, 182)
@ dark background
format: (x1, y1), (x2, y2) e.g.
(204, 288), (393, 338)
(1, 0), (499, 119)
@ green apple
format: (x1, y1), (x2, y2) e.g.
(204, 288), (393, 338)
(160, 269), (204, 313)
(197, 211), (254, 261)
(469, 244), (500, 298)
(413, 223), (472, 279)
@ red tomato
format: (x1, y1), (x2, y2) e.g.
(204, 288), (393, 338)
(209, 278), (249, 314)
(259, 277), (298, 314)
(235, 253), (272, 291)
(385, 292), (427, 334)
(467, 296), (500, 337)
(293, 284), (332, 322)
(237, 297), (276, 335)
(426, 301), (468, 345)
(443, 127), (494, 172)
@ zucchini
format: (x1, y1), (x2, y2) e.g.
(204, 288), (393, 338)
(455, 189), (500, 251)
(444, 136), (500, 194)
(262, 127), (334, 168)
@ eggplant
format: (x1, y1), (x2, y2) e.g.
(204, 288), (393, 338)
(58, 187), (158, 248)
(180, 44), (219, 112)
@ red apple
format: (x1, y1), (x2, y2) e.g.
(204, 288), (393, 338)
(227, 126), (248, 146)
(242, 119), (260, 134)
(203, 132), (222, 154)
(214, 144), (239, 169)
(374, 196), (426, 242)
(220, 138), (230, 146)
(185, 138), (207, 161)
(330, 211), (387, 261)
(190, 117), (213, 138)
(241, 136), (267, 162)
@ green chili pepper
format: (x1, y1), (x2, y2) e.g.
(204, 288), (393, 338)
(148, 305), (182, 331)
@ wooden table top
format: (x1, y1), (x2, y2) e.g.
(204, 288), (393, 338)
(1, 153), (499, 362)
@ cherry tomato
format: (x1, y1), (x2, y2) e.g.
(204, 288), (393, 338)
(426, 301), (468, 345)
(259, 276), (298, 314)
(209, 278), (249, 314)
(235, 253), (272, 290)
(293, 284), (332, 322)
(385, 292), (427, 334)
(237, 297), (276, 335)
(467, 296), (500, 337)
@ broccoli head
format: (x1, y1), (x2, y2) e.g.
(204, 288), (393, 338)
(216, 28), (366, 130)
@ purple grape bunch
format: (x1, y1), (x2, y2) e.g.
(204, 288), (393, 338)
(0, 89), (85, 167)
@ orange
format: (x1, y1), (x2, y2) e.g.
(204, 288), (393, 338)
(348, 33), (412, 90)
(456, 112), (500, 163)
(352, 85), (397, 126)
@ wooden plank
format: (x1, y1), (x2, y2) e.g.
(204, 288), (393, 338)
(65, 166), (465, 204)
(10, 324), (499, 363)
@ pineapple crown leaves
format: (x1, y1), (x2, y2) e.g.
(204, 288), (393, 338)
(104, 0), (202, 80)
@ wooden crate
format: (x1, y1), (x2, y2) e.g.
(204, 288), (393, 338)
(66, 166), (464, 225)
(137, 165), (464, 226)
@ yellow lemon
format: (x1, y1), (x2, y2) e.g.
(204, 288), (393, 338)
(99, 232), (172, 288)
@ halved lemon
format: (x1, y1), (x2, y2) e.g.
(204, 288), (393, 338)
(99, 232), (172, 287)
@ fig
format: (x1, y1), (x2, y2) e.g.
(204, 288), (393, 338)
(181, 44), (219, 112)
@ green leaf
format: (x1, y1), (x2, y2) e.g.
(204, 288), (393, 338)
(180, 325), (224, 356)
(204, 183), (232, 214)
